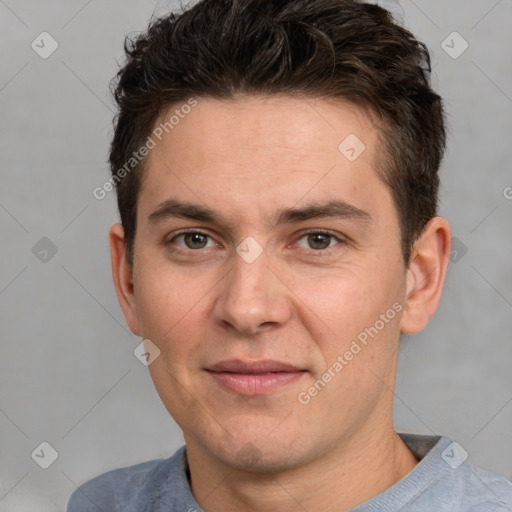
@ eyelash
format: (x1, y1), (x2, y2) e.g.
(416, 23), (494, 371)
(166, 228), (346, 257)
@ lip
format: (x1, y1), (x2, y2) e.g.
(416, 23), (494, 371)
(205, 359), (306, 395)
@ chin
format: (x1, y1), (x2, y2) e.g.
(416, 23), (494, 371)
(204, 431), (312, 474)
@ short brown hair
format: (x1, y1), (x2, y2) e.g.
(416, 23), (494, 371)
(109, 0), (446, 265)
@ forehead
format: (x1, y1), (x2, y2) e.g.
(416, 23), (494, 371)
(148, 95), (378, 166)
(139, 96), (392, 226)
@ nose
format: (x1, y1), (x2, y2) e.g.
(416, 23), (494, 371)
(212, 244), (292, 335)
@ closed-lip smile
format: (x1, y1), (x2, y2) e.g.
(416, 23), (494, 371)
(205, 359), (307, 395)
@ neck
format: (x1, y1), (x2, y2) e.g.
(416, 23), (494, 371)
(186, 423), (418, 512)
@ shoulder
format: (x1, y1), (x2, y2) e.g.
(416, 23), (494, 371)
(66, 446), (187, 512)
(395, 434), (512, 511)
(454, 462), (512, 511)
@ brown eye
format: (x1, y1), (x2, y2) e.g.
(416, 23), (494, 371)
(295, 231), (343, 252)
(169, 230), (216, 251)
(182, 232), (209, 249)
(306, 233), (332, 250)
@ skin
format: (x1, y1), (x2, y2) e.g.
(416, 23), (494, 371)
(110, 96), (451, 512)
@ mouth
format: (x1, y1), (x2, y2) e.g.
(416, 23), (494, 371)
(205, 359), (307, 395)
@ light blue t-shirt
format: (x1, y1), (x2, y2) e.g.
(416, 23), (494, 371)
(67, 433), (512, 511)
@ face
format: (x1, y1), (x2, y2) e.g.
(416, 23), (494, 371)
(117, 96), (413, 471)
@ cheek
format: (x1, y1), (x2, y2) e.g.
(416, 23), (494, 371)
(297, 265), (405, 368)
(297, 268), (398, 330)
(134, 268), (196, 343)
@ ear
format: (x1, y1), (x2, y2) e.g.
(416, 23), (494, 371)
(109, 223), (141, 336)
(400, 217), (451, 334)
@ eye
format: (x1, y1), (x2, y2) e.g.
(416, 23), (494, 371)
(168, 229), (218, 251)
(166, 228), (345, 255)
(294, 230), (344, 253)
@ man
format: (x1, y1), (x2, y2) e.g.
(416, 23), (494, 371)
(68, 0), (512, 510)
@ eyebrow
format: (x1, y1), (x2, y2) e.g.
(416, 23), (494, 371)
(147, 199), (372, 228)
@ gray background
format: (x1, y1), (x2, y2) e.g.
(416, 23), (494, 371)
(1, 0), (511, 510)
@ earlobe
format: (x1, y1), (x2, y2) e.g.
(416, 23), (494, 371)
(400, 217), (451, 334)
(109, 223), (141, 336)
